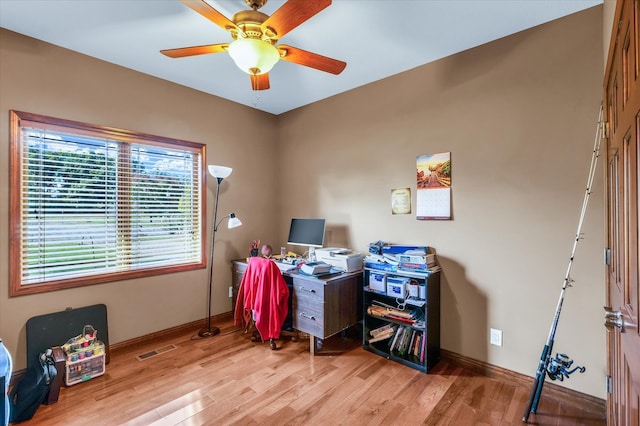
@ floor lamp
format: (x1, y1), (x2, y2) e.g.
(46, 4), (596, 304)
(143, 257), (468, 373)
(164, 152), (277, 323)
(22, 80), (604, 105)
(199, 165), (242, 338)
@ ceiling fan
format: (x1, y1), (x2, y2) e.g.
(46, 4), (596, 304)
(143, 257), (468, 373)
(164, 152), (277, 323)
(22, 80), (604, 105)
(161, 0), (347, 90)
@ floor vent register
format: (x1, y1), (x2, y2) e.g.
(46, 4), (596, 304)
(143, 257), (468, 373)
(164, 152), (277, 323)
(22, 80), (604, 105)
(136, 344), (178, 361)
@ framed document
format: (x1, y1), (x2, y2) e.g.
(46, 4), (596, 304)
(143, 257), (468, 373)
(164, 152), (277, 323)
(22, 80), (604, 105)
(391, 188), (411, 215)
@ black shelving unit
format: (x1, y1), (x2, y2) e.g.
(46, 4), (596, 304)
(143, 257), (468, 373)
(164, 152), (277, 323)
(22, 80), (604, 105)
(362, 267), (440, 373)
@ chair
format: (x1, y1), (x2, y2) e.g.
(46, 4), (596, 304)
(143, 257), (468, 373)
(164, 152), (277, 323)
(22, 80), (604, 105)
(234, 257), (295, 350)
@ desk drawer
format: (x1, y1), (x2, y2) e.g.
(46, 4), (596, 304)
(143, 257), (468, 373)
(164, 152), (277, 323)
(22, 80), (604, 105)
(293, 302), (324, 337)
(292, 279), (324, 301)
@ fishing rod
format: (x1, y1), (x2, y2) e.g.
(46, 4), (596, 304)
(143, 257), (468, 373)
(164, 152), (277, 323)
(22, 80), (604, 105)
(522, 104), (604, 423)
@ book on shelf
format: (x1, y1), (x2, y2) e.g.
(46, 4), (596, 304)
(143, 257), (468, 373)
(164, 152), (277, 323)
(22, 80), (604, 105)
(381, 245), (428, 255)
(413, 332), (423, 357)
(367, 305), (391, 319)
(398, 262), (441, 272)
(370, 323), (394, 338)
(368, 331), (395, 343)
(389, 326), (404, 350)
(407, 330), (417, 356)
(387, 325), (418, 355)
(394, 327), (407, 353)
(368, 324), (397, 343)
(399, 328), (408, 351)
(389, 328), (426, 359)
(396, 253), (436, 265)
(367, 304), (412, 319)
(386, 314), (415, 324)
(383, 308), (413, 319)
(364, 261), (398, 272)
(398, 266), (441, 275)
(367, 305), (424, 327)
(398, 262), (429, 270)
(399, 326), (414, 355)
(382, 254), (400, 265)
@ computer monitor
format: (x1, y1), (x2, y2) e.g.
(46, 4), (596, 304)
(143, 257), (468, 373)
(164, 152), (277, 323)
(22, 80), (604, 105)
(287, 218), (326, 261)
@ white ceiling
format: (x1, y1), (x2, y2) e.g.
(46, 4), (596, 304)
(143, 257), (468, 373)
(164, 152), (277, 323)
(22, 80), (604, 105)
(0, 0), (601, 115)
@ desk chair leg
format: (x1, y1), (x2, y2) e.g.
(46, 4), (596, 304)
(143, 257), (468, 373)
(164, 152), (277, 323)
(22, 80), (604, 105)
(248, 327), (301, 350)
(280, 329), (299, 341)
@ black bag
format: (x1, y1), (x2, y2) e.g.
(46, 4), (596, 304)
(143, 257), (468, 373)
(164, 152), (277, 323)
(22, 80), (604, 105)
(9, 349), (56, 423)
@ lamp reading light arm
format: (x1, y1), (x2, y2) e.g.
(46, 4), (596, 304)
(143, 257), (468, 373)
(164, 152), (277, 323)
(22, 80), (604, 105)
(214, 213), (242, 232)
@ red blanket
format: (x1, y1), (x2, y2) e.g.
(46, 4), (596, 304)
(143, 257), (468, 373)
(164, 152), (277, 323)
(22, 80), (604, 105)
(234, 257), (289, 340)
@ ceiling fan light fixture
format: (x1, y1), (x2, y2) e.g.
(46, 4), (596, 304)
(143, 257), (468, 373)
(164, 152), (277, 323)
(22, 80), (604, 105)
(228, 38), (279, 75)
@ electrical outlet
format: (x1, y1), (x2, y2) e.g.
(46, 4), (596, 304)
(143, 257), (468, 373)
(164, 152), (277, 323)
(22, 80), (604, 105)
(490, 328), (503, 347)
(228, 286), (233, 298)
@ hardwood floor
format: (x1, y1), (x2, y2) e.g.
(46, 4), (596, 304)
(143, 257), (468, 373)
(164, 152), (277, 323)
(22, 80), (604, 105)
(19, 319), (605, 425)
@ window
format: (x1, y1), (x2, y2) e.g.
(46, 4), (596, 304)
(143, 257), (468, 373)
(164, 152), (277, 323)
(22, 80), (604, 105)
(10, 111), (206, 296)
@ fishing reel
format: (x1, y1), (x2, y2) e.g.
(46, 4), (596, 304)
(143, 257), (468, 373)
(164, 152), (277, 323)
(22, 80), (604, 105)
(546, 353), (586, 381)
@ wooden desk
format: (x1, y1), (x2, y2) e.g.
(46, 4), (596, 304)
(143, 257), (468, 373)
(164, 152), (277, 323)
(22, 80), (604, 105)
(232, 260), (361, 355)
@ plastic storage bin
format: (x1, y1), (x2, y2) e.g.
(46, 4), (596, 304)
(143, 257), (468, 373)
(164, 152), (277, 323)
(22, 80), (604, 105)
(65, 352), (105, 386)
(62, 325), (105, 386)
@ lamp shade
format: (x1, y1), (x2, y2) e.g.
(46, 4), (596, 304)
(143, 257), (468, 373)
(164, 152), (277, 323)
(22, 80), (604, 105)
(208, 165), (232, 179)
(227, 213), (242, 229)
(228, 38), (279, 75)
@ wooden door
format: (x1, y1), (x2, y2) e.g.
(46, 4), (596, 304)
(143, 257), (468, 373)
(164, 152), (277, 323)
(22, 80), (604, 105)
(603, 0), (640, 425)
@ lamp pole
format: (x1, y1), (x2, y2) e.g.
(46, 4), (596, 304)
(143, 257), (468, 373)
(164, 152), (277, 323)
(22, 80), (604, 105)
(199, 175), (224, 338)
(198, 165), (241, 339)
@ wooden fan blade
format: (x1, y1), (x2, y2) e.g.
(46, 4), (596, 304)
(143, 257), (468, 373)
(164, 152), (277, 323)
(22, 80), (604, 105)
(180, 0), (237, 31)
(262, 0), (331, 39)
(250, 73), (270, 91)
(161, 43), (229, 58)
(278, 45), (346, 75)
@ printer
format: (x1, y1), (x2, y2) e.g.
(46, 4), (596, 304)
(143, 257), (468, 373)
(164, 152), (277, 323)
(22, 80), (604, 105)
(315, 248), (363, 272)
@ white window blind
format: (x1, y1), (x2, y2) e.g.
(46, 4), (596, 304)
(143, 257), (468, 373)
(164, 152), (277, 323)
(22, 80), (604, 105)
(10, 111), (205, 294)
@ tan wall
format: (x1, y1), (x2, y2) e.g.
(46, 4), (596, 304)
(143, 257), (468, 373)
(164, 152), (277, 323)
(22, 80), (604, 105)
(276, 6), (605, 398)
(0, 5), (606, 399)
(0, 28), (280, 368)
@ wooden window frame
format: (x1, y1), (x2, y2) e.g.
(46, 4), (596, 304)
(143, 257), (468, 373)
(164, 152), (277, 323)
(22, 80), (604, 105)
(9, 111), (207, 296)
